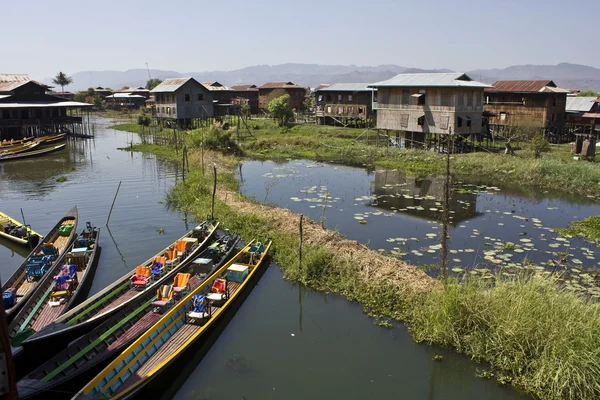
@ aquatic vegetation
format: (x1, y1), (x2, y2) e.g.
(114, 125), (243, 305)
(557, 216), (600, 243)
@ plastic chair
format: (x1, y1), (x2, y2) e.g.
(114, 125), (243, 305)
(152, 285), (174, 309)
(173, 273), (191, 297)
(186, 295), (211, 323)
(131, 266), (152, 289)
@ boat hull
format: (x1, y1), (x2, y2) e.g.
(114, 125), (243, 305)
(0, 143), (66, 162)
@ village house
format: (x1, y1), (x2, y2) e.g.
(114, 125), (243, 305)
(91, 86), (113, 98)
(231, 85), (259, 114)
(53, 92), (75, 101)
(113, 86), (151, 99)
(483, 80), (569, 136)
(369, 72), (491, 151)
(258, 82), (305, 110)
(104, 93), (147, 109)
(565, 96), (600, 134)
(0, 74), (91, 140)
(203, 81), (235, 116)
(151, 77), (213, 127)
(313, 83), (376, 127)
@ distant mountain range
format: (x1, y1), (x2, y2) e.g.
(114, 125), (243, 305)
(44, 62), (600, 92)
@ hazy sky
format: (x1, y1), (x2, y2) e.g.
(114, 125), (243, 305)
(2, 0), (597, 80)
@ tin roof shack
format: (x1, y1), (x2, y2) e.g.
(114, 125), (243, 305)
(369, 73), (491, 152)
(203, 81), (235, 116)
(484, 80), (569, 137)
(565, 96), (600, 134)
(231, 85), (259, 114)
(92, 87), (113, 98)
(150, 77), (213, 128)
(313, 83), (375, 127)
(105, 93), (147, 110)
(0, 74), (92, 140)
(113, 87), (151, 99)
(258, 82), (305, 110)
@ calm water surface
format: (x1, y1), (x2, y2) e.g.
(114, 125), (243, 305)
(0, 118), (527, 399)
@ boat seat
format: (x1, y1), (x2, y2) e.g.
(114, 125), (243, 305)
(173, 273), (191, 296)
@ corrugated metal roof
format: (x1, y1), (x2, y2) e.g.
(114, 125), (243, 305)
(203, 81), (232, 91)
(0, 101), (91, 109)
(369, 73), (491, 88)
(151, 77), (201, 93)
(314, 83), (373, 92)
(231, 84), (258, 91)
(258, 81), (302, 89)
(487, 80), (556, 92)
(0, 74), (30, 82)
(566, 97), (597, 112)
(0, 81), (30, 92)
(540, 86), (571, 93)
(106, 93), (146, 99)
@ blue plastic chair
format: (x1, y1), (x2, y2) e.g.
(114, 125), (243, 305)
(150, 261), (163, 276)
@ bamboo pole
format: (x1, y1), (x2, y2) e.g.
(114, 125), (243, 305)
(106, 181), (122, 226)
(211, 165), (217, 220)
(441, 128), (452, 284)
(299, 214), (304, 276)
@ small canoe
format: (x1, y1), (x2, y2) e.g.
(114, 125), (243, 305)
(17, 231), (240, 400)
(9, 223), (101, 348)
(0, 136), (35, 149)
(0, 141), (41, 156)
(39, 133), (66, 145)
(21, 221), (219, 360)
(0, 143), (66, 162)
(0, 211), (43, 248)
(75, 239), (272, 400)
(1, 206), (78, 323)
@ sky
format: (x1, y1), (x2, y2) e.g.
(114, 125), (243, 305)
(1, 0), (597, 80)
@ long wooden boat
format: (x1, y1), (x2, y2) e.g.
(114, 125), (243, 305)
(75, 238), (272, 400)
(17, 232), (240, 400)
(39, 133), (66, 145)
(0, 136), (35, 149)
(21, 221), (219, 359)
(1, 206), (78, 323)
(0, 211), (43, 248)
(0, 141), (41, 156)
(9, 223), (101, 347)
(0, 143), (66, 162)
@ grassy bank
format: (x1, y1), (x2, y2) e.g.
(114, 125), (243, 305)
(122, 137), (600, 399)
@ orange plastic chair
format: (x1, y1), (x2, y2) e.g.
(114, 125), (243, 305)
(152, 285), (174, 307)
(164, 247), (176, 261)
(211, 278), (226, 294)
(175, 240), (187, 255)
(173, 273), (191, 295)
(154, 256), (167, 266)
(131, 266), (151, 288)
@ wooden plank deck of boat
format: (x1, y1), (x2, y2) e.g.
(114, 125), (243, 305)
(115, 280), (242, 395)
(30, 271), (84, 331)
(107, 275), (204, 351)
(97, 290), (140, 316)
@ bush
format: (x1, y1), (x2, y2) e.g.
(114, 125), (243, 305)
(188, 126), (243, 155)
(530, 132), (550, 158)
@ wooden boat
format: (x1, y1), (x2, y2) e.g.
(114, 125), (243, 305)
(0, 211), (43, 248)
(0, 140), (41, 156)
(9, 223), (101, 347)
(0, 143), (66, 162)
(1, 206), (78, 323)
(20, 221), (219, 360)
(0, 136), (35, 149)
(17, 231), (240, 400)
(75, 239), (272, 400)
(39, 133), (66, 145)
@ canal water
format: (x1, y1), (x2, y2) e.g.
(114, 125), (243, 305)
(0, 117), (526, 399)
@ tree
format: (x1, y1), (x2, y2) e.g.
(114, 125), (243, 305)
(52, 71), (73, 93)
(240, 101), (251, 118)
(267, 89), (287, 103)
(499, 115), (541, 155)
(145, 79), (163, 90)
(137, 107), (152, 133)
(578, 90), (600, 97)
(530, 132), (550, 158)
(93, 94), (105, 110)
(122, 86), (130, 90)
(268, 94), (294, 127)
(73, 92), (87, 103)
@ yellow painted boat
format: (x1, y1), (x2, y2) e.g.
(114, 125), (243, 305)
(0, 211), (42, 247)
(74, 238), (272, 399)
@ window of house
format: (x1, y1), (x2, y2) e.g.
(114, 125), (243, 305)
(167, 107), (171, 115)
(338, 94), (342, 101)
(466, 119), (471, 128)
(347, 106), (353, 113)
(500, 112), (506, 121)
(326, 94), (331, 102)
(161, 107), (165, 114)
(486, 96), (489, 104)
(318, 95), (323, 102)
(348, 94), (353, 101)
(401, 89), (409, 104)
(197, 93), (204, 101)
(466, 92), (473, 107)
(418, 94), (426, 106)
(185, 94), (190, 102)
(417, 116), (425, 126)
(553, 96), (557, 106)
(551, 113), (556, 122)
(338, 106), (343, 114)
(358, 106), (364, 114)
(457, 117), (463, 128)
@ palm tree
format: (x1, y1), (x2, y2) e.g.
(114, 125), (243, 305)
(52, 72), (73, 93)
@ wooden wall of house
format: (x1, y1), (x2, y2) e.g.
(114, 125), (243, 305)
(231, 90), (259, 113)
(315, 91), (373, 118)
(258, 88), (305, 110)
(376, 86), (485, 135)
(484, 93), (567, 128)
(154, 80), (213, 120)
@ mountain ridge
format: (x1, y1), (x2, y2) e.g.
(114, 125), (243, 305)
(43, 63), (600, 92)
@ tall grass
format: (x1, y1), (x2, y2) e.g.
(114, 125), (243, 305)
(410, 275), (600, 399)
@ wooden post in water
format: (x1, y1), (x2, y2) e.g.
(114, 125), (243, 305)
(0, 279), (18, 400)
(211, 165), (217, 220)
(201, 127), (205, 176)
(441, 128), (452, 284)
(299, 214), (304, 276)
(106, 180), (122, 226)
(182, 146), (187, 182)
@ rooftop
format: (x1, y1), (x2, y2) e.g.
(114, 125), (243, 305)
(314, 83), (373, 92)
(0, 74), (31, 83)
(369, 73), (491, 88)
(231, 84), (258, 91)
(486, 80), (569, 93)
(258, 81), (302, 89)
(203, 81), (232, 91)
(151, 77), (203, 93)
(566, 97), (598, 112)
